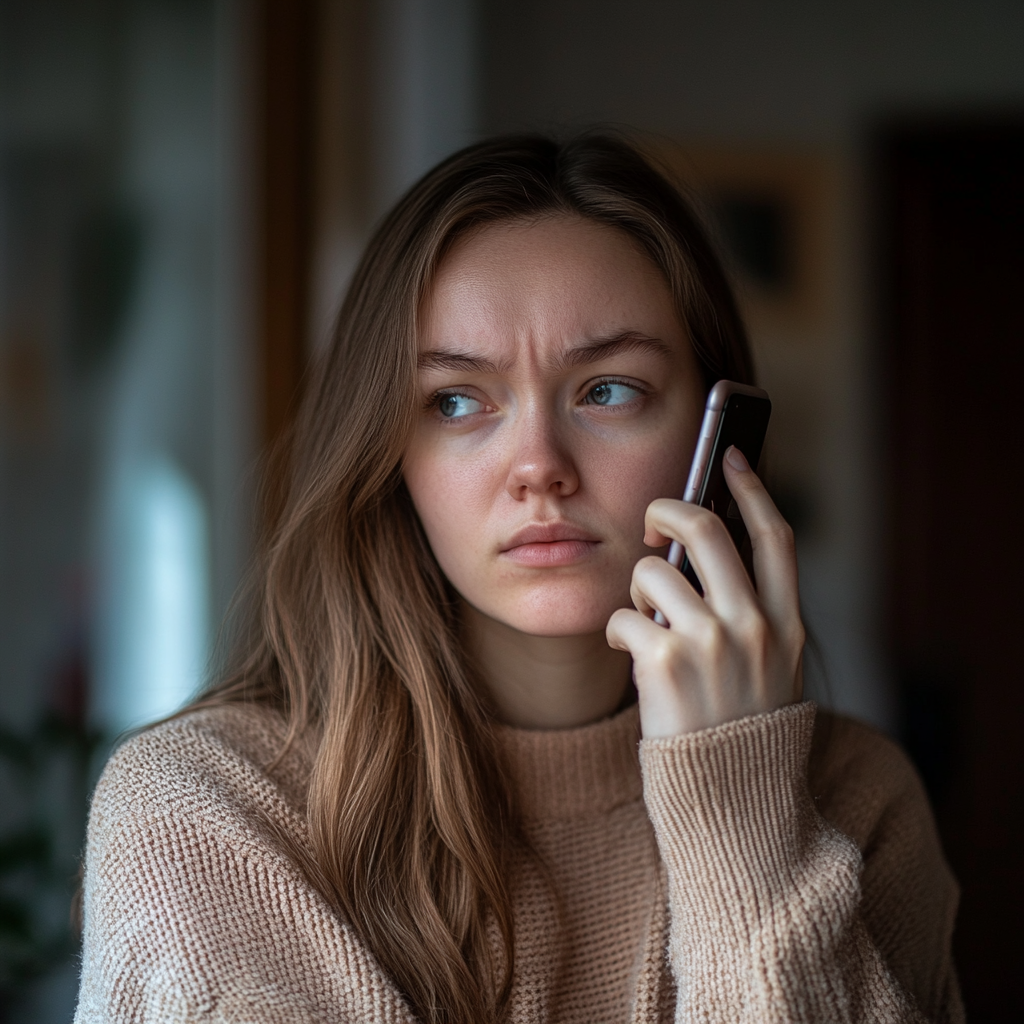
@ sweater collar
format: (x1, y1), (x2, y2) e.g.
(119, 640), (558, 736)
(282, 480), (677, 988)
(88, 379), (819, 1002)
(493, 703), (643, 819)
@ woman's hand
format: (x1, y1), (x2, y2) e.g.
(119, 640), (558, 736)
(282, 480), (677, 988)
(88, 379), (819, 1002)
(606, 446), (805, 738)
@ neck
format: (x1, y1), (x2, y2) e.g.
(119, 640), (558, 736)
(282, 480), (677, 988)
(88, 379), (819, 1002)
(461, 602), (633, 729)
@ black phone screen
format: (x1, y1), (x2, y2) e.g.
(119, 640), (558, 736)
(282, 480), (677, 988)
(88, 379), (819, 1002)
(681, 390), (772, 593)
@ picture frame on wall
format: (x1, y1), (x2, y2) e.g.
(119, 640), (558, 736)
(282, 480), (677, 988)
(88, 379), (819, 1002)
(653, 144), (837, 341)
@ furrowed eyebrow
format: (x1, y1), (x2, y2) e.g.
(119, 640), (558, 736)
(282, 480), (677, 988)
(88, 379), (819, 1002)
(417, 350), (506, 374)
(417, 332), (670, 376)
(556, 331), (672, 370)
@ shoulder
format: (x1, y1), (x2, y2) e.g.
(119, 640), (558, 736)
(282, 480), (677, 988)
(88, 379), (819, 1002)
(806, 708), (933, 854)
(806, 708), (958, 962)
(80, 706), (414, 1022)
(807, 707), (960, 1006)
(106, 701), (300, 776)
(87, 703), (315, 882)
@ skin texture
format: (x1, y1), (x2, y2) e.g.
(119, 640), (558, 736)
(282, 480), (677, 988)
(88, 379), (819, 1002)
(403, 214), (804, 735)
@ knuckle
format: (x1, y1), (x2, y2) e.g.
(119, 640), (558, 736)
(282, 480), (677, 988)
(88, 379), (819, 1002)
(636, 554), (668, 576)
(695, 616), (727, 658)
(788, 619), (807, 656)
(649, 635), (685, 675)
(646, 497), (682, 527)
(691, 509), (724, 545)
(608, 606), (637, 631)
(602, 606), (626, 647)
(648, 496), (679, 516)
(630, 558), (661, 600)
(766, 518), (796, 553)
(738, 611), (770, 651)
(607, 606), (627, 628)
(606, 608), (634, 645)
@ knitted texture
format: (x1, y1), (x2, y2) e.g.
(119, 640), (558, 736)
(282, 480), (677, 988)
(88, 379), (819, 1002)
(75, 702), (963, 1023)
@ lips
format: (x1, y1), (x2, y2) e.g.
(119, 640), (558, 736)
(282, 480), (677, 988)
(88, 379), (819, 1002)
(500, 522), (600, 567)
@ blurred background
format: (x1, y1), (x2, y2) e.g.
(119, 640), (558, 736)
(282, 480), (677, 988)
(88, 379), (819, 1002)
(0, 0), (1020, 1020)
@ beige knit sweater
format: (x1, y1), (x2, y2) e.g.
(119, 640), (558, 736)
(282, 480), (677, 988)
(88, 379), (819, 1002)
(75, 701), (962, 1023)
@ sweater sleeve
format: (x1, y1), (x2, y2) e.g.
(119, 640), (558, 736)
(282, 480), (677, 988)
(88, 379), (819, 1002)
(639, 702), (963, 1024)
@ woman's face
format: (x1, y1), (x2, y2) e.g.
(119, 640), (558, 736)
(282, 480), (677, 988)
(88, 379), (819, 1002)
(403, 214), (705, 638)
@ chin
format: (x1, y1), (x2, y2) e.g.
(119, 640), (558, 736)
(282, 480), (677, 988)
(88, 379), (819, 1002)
(490, 581), (625, 638)
(512, 616), (609, 638)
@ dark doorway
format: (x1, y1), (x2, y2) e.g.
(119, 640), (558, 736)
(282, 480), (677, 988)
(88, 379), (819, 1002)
(880, 120), (1024, 1022)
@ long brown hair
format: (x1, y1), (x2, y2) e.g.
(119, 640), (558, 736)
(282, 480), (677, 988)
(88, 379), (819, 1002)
(196, 133), (753, 1023)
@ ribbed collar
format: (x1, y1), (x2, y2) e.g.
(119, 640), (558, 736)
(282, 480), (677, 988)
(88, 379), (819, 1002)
(494, 703), (643, 820)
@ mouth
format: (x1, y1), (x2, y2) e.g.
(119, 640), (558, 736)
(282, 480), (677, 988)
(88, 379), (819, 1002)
(499, 522), (600, 568)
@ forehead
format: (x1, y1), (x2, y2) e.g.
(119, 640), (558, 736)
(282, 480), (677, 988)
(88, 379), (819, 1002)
(418, 215), (679, 357)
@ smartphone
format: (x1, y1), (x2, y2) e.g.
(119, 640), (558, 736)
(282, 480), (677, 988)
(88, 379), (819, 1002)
(654, 380), (771, 624)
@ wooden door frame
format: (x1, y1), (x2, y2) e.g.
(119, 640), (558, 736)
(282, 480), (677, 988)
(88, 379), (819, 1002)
(257, 0), (318, 456)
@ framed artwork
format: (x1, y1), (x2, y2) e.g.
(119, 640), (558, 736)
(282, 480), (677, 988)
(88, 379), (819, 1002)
(652, 144), (837, 340)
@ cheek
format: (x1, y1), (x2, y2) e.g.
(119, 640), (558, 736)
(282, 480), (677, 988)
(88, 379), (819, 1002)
(403, 441), (497, 574)
(588, 434), (694, 544)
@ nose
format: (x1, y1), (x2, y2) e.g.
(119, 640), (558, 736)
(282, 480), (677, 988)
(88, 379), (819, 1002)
(504, 408), (580, 500)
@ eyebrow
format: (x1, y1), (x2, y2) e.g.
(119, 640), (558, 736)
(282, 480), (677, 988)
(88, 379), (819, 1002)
(417, 350), (507, 374)
(555, 331), (672, 370)
(417, 331), (671, 375)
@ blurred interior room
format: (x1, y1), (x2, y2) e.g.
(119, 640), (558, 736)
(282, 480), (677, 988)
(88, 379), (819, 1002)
(0, 0), (1021, 1020)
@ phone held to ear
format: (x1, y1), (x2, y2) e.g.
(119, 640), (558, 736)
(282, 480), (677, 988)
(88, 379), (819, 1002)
(653, 380), (771, 626)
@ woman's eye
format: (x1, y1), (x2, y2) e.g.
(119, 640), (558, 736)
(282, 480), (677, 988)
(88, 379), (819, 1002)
(585, 381), (641, 407)
(437, 392), (485, 419)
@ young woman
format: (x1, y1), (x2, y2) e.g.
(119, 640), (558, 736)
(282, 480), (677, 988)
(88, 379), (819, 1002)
(76, 135), (962, 1024)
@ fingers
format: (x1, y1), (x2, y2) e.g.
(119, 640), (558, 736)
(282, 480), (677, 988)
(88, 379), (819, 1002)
(607, 604), (735, 738)
(629, 554), (707, 626)
(644, 497), (754, 613)
(606, 604), (666, 654)
(721, 447), (801, 632)
(607, 607), (696, 737)
(617, 450), (805, 740)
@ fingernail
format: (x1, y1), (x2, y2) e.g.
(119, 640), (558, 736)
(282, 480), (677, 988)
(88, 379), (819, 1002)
(725, 445), (749, 471)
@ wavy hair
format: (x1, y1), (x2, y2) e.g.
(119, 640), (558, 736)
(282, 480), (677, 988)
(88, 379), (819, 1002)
(195, 133), (754, 1023)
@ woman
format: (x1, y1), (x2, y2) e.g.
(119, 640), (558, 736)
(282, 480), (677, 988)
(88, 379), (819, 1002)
(75, 135), (961, 1023)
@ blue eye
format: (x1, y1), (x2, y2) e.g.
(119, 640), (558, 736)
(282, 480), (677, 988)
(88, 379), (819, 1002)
(437, 392), (485, 418)
(586, 381), (640, 406)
